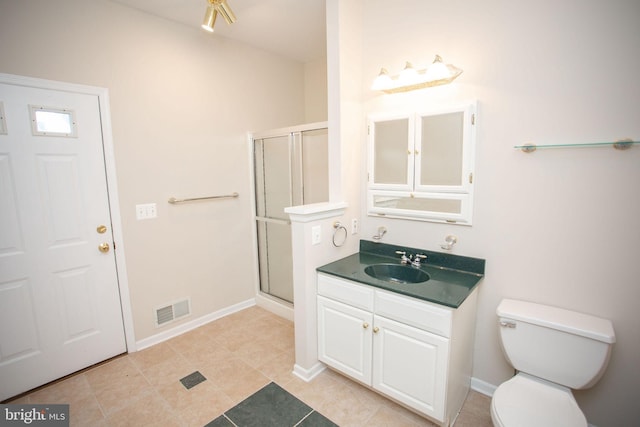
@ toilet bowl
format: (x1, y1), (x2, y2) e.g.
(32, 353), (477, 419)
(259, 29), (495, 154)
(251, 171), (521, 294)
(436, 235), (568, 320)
(491, 299), (615, 427)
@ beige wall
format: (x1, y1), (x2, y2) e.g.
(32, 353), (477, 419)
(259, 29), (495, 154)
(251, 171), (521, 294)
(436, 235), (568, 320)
(304, 58), (328, 123)
(355, 0), (640, 425)
(0, 0), (310, 341)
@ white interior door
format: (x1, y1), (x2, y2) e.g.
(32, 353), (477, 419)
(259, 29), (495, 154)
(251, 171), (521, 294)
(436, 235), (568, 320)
(0, 81), (126, 401)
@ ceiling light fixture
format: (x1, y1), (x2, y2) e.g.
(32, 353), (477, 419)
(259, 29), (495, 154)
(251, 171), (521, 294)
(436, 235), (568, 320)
(202, 0), (237, 33)
(371, 55), (463, 94)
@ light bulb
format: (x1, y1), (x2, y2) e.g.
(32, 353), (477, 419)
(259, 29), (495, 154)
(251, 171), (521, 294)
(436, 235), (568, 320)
(424, 55), (452, 81)
(202, 6), (217, 32)
(399, 62), (419, 85)
(371, 68), (393, 91)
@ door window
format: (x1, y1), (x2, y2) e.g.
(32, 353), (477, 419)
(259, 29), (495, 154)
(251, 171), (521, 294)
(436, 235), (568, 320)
(29, 105), (77, 137)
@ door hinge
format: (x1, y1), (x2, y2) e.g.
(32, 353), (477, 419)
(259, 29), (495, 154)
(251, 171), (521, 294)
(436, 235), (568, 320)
(471, 113), (476, 125)
(469, 172), (473, 184)
(367, 125), (370, 135)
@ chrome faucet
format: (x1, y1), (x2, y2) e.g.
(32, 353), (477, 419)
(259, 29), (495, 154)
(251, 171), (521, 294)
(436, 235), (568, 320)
(395, 251), (427, 268)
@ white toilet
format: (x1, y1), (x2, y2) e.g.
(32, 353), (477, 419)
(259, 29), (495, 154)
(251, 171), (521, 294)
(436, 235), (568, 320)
(491, 299), (615, 427)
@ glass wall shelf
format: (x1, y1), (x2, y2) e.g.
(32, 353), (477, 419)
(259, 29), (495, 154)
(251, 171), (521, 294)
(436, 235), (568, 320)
(515, 139), (638, 153)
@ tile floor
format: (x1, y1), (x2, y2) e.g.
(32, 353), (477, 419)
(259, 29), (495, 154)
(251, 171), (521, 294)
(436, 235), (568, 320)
(7, 306), (493, 426)
(207, 382), (336, 426)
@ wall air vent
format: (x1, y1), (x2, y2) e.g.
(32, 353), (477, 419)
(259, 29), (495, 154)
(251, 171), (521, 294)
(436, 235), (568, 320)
(154, 298), (191, 327)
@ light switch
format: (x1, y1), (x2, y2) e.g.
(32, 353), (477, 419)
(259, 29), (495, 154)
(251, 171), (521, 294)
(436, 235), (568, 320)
(136, 203), (157, 220)
(351, 218), (359, 234)
(311, 225), (321, 245)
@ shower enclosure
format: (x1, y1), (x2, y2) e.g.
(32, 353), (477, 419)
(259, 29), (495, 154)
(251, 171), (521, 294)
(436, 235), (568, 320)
(253, 123), (328, 304)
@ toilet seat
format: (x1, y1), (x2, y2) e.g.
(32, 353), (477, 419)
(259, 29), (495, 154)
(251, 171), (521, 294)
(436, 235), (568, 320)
(491, 373), (587, 427)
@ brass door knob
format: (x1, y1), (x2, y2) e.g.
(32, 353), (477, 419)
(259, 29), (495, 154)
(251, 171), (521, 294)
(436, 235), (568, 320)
(98, 242), (110, 253)
(363, 323), (369, 329)
(373, 327), (380, 333)
(97, 225), (107, 234)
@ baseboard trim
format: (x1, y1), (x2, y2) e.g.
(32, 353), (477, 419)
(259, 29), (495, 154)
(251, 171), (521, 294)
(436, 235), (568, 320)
(255, 293), (294, 321)
(470, 376), (497, 397)
(293, 362), (326, 382)
(134, 298), (256, 351)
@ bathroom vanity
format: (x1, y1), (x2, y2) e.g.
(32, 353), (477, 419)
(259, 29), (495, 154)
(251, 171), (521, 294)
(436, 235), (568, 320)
(316, 241), (485, 426)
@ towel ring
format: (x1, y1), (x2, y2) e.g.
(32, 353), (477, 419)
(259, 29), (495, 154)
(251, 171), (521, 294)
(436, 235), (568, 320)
(332, 221), (348, 247)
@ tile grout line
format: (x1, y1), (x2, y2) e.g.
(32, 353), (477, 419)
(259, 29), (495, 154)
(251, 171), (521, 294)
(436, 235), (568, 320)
(292, 409), (317, 427)
(82, 373), (109, 422)
(132, 340), (221, 426)
(221, 413), (240, 427)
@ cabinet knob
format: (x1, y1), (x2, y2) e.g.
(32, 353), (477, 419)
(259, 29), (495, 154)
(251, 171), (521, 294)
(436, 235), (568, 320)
(373, 327), (380, 333)
(363, 323), (369, 329)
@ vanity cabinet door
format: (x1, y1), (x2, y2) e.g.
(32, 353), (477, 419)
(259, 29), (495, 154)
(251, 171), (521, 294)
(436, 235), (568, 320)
(317, 296), (373, 385)
(372, 315), (449, 422)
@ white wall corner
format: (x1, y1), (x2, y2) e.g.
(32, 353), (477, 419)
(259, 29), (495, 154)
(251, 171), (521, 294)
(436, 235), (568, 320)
(470, 376), (497, 397)
(293, 362), (326, 382)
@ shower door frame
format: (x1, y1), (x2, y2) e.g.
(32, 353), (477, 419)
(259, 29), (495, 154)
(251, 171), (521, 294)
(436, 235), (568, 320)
(249, 122), (328, 314)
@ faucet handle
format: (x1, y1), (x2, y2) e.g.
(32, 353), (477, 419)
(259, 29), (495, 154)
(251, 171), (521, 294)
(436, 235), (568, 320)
(411, 254), (427, 267)
(395, 251), (411, 264)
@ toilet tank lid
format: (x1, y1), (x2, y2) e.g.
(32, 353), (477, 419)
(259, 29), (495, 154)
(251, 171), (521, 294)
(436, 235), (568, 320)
(497, 299), (616, 343)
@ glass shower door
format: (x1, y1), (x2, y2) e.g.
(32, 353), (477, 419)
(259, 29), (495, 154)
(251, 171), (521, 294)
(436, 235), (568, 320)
(254, 127), (328, 304)
(254, 135), (296, 303)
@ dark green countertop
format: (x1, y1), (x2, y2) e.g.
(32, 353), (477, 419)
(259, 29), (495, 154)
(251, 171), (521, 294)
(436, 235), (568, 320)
(317, 240), (485, 308)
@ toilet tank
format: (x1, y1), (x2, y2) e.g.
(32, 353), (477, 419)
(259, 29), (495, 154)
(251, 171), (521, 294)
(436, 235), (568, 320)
(497, 299), (615, 389)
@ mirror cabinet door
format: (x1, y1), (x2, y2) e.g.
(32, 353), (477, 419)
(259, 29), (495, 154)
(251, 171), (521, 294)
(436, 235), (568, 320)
(369, 115), (413, 190)
(415, 111), (465, 190)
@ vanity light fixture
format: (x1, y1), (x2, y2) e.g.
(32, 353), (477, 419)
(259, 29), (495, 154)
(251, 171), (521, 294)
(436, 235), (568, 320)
(202, 0), (237, 33)
(371, 55), (463, 94)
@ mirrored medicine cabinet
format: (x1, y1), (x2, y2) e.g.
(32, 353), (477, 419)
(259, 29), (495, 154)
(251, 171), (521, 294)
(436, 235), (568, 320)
(367, 101), (477, 225)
